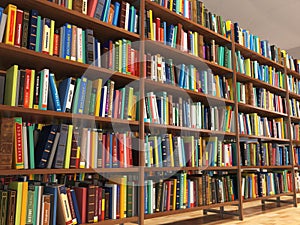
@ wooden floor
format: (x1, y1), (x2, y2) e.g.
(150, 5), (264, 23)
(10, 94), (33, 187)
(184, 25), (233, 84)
(127, 196), (300, 225)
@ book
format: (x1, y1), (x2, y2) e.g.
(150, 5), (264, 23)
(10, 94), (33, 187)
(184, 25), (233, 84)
(4, 4), (17, 45)
(0, 118), (14, 170)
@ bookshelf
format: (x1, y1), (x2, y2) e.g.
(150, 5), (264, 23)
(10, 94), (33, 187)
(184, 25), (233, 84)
(0, 0), (299, 224)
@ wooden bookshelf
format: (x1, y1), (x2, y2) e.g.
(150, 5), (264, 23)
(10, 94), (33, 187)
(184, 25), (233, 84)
(0, 0), (298, 224)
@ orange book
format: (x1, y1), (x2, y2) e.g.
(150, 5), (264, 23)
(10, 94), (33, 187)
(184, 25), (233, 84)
(4, 4), (17, 45)
(108, 4), (115, 24)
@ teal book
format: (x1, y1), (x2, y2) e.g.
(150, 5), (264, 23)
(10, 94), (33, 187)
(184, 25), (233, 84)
(27, 124), (35, 169)
(82, 30), (86, 64)
(35, 16), (42, 52)
(72, 78), (81, 114)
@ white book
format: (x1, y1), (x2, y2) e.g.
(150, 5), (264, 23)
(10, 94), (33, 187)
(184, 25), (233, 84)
(93, 130), (98, 168)
(97, 41), (101, 67)
(123, 133), (127, 168)
(47, 132), (60, 168)
(82, 0), (88, 14)
(86, 129), (91, 168)
(22, 124), (29, 169)
(101, 86), (107, 117)
(36, 186), (44, 225)
(76, 27), (83, 63)
(124, 2), (130, 31)
(134, 14), (138, 33)
(0, 13), (7, 42)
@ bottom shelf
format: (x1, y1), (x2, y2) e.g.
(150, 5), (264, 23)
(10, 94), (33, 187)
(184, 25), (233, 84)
(243, 192), (294, 203)
(81, 217), (139, 225)
(144, 201), (239, 219)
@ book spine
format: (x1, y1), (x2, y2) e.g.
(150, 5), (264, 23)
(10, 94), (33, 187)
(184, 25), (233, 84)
(14, 9), (23, 47)
(14, 117), (24, 169)
(4, 4), (17, 45)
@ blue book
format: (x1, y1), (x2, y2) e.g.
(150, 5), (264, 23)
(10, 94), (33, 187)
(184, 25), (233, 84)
(94, 0), (106, 20)
(28, 9), (39, 50)
(70, 189), (82, 224)
(167, 24), (174, 46)
(94, 38), (98, 67)
(0, 7), (3, 22)
(35, 125), (59, 168)
(58, 77), (71, 112)
(163, 21), (167, 45)
(77, 76), (88, 114)
(39, 17), (44, 52)
(179, 64), (185, 88)
(101, 0), (111, 22)
(64, 23), (72, 59)
(49, 73), (62, 112)
(128, 6), (132, 33)
(112, 2), (120, 26)
(109, 133), (113, 167)
(44, 186), (58, 225)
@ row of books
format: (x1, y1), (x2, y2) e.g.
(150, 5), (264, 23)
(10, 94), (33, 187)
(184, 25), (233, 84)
(240, 142), (290, 167)
(295, 171), (300, 192)
(241, 171), (292, 199)
(0, 176), (138, 225)
(144, 173), (237, 214)
(0, 117), (136, 170)
(285, 53), (300, 73)
(144, 92), (234, 131)
(289, 98), (300, 118)
(235, 51), (285, 89)
(1, 5), (140, 73)
(145, 135), (237, 168)
(49, 0), (139, 34)
(3, 65), (138, 120)
(234, 23), (284, 65)
(291, 123), (300, 141)
(144, 11), (232, 69)
(145, 55), (233, 99)
(149, 0), (232, 39)
(237, 82), (287, 113)
(238, 113), (287, 139)
(287, 75), (300, 95)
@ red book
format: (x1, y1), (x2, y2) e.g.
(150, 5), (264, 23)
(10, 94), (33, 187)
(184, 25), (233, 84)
(53, 29), (60, 56)
(14, 117), (23, 169)
(74, 187), (87, 224)
(101, 189), (105, 221)
(112, 134), (118, 167)
(108, 40), (113, 70)
(155, 18), (160, 41)
(23, 69), (31, 108)
(113, 90), (120, 119)
(105, 134), (110, 167)
(66, 188), (77, 224)
(118, 133), (124, 168)
(127, 134), (133, 167)
(127, 43), (132, 74)
(87, 0), (98, 17)
(14, 9), (23, 47)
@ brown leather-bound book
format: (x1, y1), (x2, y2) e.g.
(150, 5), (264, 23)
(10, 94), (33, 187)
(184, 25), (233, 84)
(21, 10), (29, 49)
(73, 0), (83, 13)
(118, 1), (127, 29)
(6, 190), (16, 225)
(198, 34), (204, 58)
(69, 126), (79, 168)
(41, 194), (51, 225)
(108, 4), (115, 24)
(87, 185), (96, 223)
(176, 23), (183, 50)
(0, 118), (14, 170)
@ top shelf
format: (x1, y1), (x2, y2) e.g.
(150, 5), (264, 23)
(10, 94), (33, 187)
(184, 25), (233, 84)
(235, 43), (285, 70)
(144, 0), (231, 46)
(1, 0), (140, 42)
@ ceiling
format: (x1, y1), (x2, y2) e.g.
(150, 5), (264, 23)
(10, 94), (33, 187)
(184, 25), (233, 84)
(202, 0), (300, 58)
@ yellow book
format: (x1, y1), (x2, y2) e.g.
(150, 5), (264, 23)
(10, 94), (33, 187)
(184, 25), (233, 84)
(251, 174), (256, 198)
(118, 39), (122, 72)
(183, 173), (187, 208)
(92, 78), (103, 117)
(149, 145), (153, 166)
(90, 130), (97, 168)
(49, 20), (55, 56)
(4, 4), (17, 45)
(64, 124), (73, 168)
(169, 134), (174, 167)
(29, 70), (35, 108)
(149, 10), (154, 41)
(9, 181), (23, 225)
(225, 20), (232, 40)
(214, 75), (220, 97)
(169, 0), (173, 11)
(194, 31), (198, 56)
(127, 87), (134, 120)
(244, 58), (251, 76)
(268, 66), (272, 86)
(4, 65), (18, 106)
(120, 176), (127, 218)
(20, 181), (28, 225)
(172, 179), (177, 210)
(149, 136), (159, 167)
(68, 0), (73, 9)
(199, 137), (203, 167)
(131, 95), (137, 121)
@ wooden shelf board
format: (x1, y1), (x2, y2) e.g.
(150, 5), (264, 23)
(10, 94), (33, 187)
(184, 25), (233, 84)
(236, 72), (286, 96)
(145, 0), (231, 46)
(81, 216), (139, 225)
(243, 192), (294, 203)
(287, 68), (300, 80)
(144, 40), (233, 76)
(1, 0), (140, 42)
(235, 43), (284, 70)
(288, 92), (300, 102)
(144, 123), (236, 137)
(239, 134), (290, 143)
(292, 140), (300, 145)
(0, 167), (140, 176)
(241, 166), (292, 170)
(0, 43), (139, 87)
(238, 102), (288, 118)
(145, 79), (235, 106)
(0, 105), (139, 128)
(144, 201), (239, 219)
(291, 116), (300, 123)
(144, 166), (238, 172)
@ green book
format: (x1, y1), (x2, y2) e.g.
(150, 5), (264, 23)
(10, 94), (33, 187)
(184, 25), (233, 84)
(26, 185), (35, 224)
(82, 30), (86, 64)
(8, 182), (23, 225)
(172, 26), (178, 48)
(4, 65), (18, 106)
(120, 87), (126, 119)
(28, 124), (35, 169)
(126, 182), (133, 217)
(88, 88), (96, 115)
(72, 78), (81, 114)
(83, 79), (93, 114)
(35, 16), (41, 52)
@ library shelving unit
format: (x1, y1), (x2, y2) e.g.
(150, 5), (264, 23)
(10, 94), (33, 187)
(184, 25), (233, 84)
(0, 0), (299, 224)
